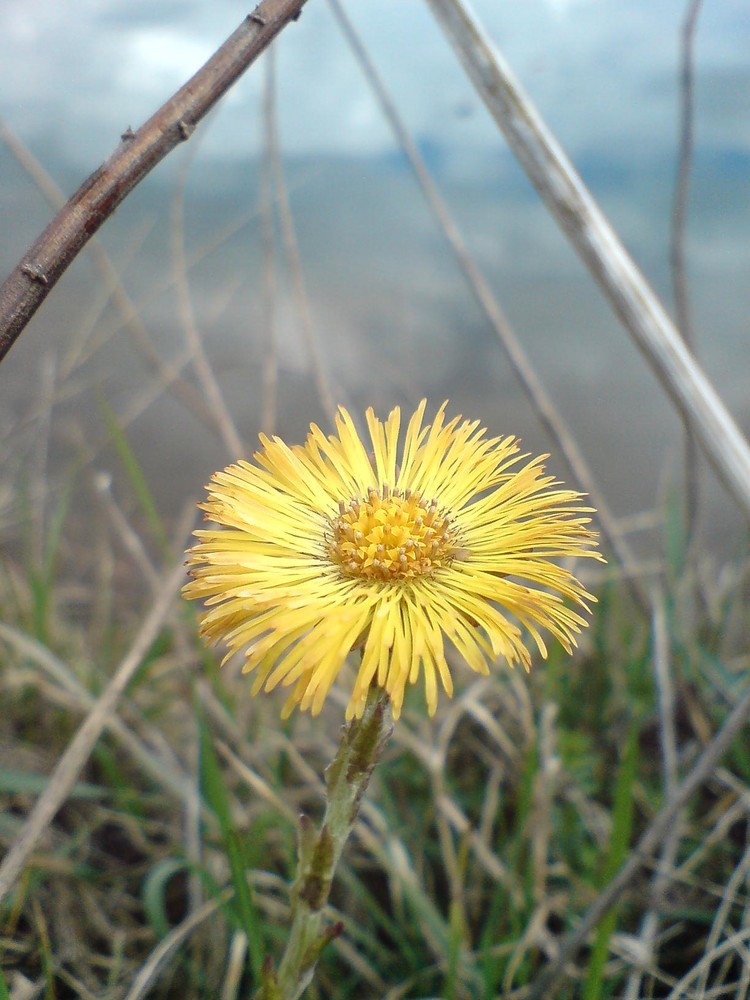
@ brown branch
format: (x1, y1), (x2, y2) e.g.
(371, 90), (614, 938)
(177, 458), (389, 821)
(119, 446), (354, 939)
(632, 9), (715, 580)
(671, 0), (703, 357)
(169, 128), (246, 458)
(0, 0), (311, 365)
(671, 0), (704, 545)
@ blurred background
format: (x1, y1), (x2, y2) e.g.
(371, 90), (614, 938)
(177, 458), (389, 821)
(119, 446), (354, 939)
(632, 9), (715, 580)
(3, 5), (750, 995)
(1, 0), (749, 562)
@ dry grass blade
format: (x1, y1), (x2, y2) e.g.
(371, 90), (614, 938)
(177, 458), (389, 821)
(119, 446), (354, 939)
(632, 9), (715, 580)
(0, 559), (186, 907)
(695, 842), (750, 999)
(265, 52), (339, 426)
(123, 892), (231, 1000)
(171, 131), (245, 458)
(664, 925), (750, 1000)
(424, 0), (750, 518)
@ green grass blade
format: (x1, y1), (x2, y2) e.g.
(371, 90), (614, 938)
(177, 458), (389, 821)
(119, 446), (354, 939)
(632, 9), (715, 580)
(480, 738), (538, 995)
(196, 699), (265, 984)
(0, 767), (107, 800)
(24, 475), (74, 641)
(143, 858), (190, 938)
(98, 391), (170, 556)
(443, 897), (465, 999)
(583, 722), (639, 1000)
(337, 865), (414, 967)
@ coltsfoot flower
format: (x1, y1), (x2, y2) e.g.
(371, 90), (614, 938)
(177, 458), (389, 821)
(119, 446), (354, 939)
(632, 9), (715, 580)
(183, 401), (603, 720)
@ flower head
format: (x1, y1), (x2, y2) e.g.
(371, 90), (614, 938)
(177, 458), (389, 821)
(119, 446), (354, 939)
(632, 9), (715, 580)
(183, 401), (602, 720)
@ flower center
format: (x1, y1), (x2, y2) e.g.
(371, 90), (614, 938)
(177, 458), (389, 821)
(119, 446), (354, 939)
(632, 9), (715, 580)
(328, 485), (457, 581)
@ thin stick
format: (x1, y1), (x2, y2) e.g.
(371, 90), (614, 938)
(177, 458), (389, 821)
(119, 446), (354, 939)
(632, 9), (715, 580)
(671, 0), (703, 365)
(266, 56), (338, 425)
(170, 131), (245, 458)
(0, 0), (311, 363)
(425, 0), (750, 521)
(260, 48), (279, 437)
(328, 0), (647, 612)
(671, 0), (705, 544)
(0, 558), (186, 907)
(31, 355), (56, 569)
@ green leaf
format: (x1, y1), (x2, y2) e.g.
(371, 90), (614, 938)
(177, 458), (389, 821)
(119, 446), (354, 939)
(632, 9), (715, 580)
(196, 698), (265, 984)
(143, 858), (190, 938)
(98, 391), (170, 556)
(443, 897), (465, 999)
(0, 767), (107, 800)
(583, 723), (639, 1000)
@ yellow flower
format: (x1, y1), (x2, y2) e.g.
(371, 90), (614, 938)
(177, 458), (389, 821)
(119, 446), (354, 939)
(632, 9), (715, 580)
(183, 401), (602, 720)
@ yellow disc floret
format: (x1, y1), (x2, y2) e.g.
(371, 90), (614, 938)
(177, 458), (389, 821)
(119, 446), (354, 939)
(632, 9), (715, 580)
(328, 485), (456, 581)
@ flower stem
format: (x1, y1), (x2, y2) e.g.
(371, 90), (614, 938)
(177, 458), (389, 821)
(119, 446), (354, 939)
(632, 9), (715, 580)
(259, 688), (393, 1000)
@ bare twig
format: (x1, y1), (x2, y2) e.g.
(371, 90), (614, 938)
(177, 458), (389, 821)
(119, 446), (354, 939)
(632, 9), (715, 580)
(671, 0), (705, 544)
(265, 57), (338, 425)
(171, 131), (245, 458)
(94, 472), (161, 593)
(523, 678), (750, 999)
(671, 0), (704, 362)
(260, 48), (279, 437)
(0, 0), (311, 364)
(424, 0), (750, 521)
(328, 0), (648, 612)
(0, 558), (186, 907)
(30, 355), (56, 568)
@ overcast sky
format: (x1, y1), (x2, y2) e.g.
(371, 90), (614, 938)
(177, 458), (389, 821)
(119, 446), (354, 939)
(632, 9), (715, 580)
(1, 0), (748, 174)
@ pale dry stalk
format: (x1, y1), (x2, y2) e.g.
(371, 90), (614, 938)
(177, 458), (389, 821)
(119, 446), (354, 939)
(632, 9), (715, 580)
(424, 0), (750, 520)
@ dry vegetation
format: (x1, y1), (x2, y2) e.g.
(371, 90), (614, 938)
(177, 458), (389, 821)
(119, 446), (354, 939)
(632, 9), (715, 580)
(2, 2), (750, 998)
(2, 439), (750, 999)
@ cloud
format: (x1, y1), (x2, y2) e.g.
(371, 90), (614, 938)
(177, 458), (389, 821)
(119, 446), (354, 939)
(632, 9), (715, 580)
(0, 0), (747, 172)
